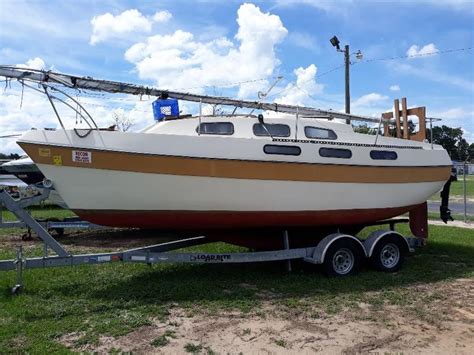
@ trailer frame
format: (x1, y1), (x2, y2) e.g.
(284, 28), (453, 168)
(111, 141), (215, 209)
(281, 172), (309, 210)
(0, 186), (418, 294)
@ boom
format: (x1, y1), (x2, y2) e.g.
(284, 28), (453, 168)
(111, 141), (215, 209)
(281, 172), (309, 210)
(0, 65), (381, 123)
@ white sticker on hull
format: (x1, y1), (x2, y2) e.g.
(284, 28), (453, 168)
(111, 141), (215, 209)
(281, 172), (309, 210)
(72, 150), (92, 163)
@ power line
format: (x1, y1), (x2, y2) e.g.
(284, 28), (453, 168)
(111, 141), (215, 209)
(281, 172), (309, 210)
(4, 45), (471, 115)
(358, 47), (472, 64)
(268, 46), (472, 102)
(266, 64), (346, 99)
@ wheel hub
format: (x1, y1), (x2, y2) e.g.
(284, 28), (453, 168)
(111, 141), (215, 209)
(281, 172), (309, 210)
(332, 248), (354, 275)
(380, 243), (400, 268)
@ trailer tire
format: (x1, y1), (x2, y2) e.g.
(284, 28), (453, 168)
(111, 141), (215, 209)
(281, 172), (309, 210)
(323, 239), (362, 277)
(370, 235), (406, 272)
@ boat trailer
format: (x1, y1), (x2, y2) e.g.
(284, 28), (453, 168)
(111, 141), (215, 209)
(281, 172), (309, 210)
(0, 186), (419, 294)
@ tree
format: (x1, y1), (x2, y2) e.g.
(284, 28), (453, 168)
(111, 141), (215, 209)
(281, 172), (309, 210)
(0, 153), (20, 160)
(353, 124), (377, 135)
(110, 112), (134, 132)
(427, 125), (471, 161)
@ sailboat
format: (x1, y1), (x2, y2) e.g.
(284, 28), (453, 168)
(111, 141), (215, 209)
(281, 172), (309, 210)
(0, 66), (451, 248)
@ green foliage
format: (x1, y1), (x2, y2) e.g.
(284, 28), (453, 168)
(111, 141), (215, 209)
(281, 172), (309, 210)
(0, 153), (20, 160)
(184, 343), (203, 353)
(274, 339), (287, 348)
(430, 174), (473, 199)
(353, 124), (377, 135)
(151, 334), (170, 347)
(428, 125), (471, 161)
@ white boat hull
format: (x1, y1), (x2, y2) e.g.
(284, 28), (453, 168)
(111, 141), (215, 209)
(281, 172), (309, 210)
(39, 164), (442, 212)
(17, 127), (451, 234)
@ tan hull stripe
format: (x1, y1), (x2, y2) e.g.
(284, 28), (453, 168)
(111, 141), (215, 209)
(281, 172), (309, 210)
(19, 142), (451, 184)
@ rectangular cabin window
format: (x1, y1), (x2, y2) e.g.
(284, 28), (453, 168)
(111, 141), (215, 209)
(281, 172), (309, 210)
(319, 147), (352, 159)
(264, 144), (301, 156)
(253, 123), (291, 137)
(370, 150), (398, 160)
(305, 126), (337, 140)
(196, 122), (234, 135)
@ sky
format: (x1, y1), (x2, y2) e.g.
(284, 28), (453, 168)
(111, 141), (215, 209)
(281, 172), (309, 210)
(0, 0), (473, 154)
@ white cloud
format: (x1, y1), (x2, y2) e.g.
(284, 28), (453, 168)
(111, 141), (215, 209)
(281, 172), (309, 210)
(237, 79), (271, 100)
(20, 57), (46, 70)
(433, 107), (474, 120)
(90, 9), (160, 45)
(431, 107), (474, 143)
(352, 93), (389, 108)
(276, 64), (324, 106)
(153, 10), (172, 23)
(389, 85), (400, 92)
(406, 43), (439, 57)
(124, 3), (287, 95)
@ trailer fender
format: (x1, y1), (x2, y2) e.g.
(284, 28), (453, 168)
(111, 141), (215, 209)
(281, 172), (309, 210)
(364, 230), (412, 257)
(309, 233), (366, 264)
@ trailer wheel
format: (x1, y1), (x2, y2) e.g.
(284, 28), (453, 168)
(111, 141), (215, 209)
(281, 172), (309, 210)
(323, 239), (361, 277)
(370, 235), (406, 272)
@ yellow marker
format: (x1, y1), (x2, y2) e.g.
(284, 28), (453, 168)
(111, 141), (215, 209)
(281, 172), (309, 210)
(53, 155), (62, 166)
(39, 148), (51, 157)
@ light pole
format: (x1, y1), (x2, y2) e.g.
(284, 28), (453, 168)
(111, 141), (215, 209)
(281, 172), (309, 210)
(330, 36), (363, 124)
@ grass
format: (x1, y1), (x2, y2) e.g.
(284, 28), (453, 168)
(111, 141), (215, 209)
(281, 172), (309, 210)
(428, 211), (474, 222)
(184, 343), (203, 353)
(0, 210), (473, 353)
(0, 205), (76, 237)
(429, 175), (474, 200)
(151, 334), (170, 348)
(151, 329), (177, 347)
(274, 339), (287, 348)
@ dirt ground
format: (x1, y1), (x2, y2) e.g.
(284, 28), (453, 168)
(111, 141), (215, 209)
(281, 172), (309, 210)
(59, 278), (473, 354)
(2, 227), (473, 354)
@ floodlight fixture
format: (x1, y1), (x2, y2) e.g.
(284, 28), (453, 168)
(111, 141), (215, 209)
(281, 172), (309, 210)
(330, 36), (340, 51)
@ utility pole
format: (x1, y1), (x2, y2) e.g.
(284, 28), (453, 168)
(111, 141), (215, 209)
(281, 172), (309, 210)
(344, 44), (350, 122)
(330, 36), (362, 125)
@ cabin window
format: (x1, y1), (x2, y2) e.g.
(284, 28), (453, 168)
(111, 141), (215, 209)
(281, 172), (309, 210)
(264, 145), (301, 156)
(196, 122), (234, 135)
(370, 150), (398, 160)
(319, 147), (352, 159)
(253, 123), (291, 137)
(304, 126), (337, 140)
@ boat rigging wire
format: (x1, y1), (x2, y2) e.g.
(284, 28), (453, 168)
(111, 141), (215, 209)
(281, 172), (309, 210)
(42, 84), (67, 133)
(19, 81), (24, 109)
(0, 134), (21, 138)
(0, 66), (398, 123)
(19, 81), (94, 131)
(248, 75), (283, 117)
